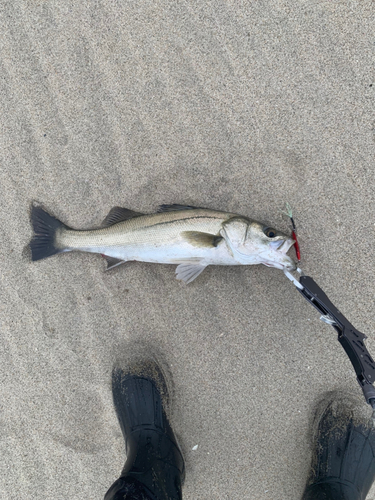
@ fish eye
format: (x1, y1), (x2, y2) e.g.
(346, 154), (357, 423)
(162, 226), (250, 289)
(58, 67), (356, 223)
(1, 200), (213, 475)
(263, 227), (277, 238)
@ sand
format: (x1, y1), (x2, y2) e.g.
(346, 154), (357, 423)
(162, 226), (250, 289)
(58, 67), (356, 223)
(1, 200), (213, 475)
(1, 1), (375, 499)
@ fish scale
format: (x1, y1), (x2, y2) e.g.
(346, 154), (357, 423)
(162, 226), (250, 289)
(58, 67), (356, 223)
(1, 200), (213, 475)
(60, 210), (233, 249)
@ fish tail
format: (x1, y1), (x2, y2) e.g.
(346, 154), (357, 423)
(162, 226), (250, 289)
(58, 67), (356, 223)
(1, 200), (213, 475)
(29, 205), (69, 261)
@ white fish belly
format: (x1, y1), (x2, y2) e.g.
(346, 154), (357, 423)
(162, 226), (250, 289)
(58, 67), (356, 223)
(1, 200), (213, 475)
(74, 239), (239, 266)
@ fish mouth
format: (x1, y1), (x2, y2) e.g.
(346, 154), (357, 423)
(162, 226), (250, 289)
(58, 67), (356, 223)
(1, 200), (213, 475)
(262, 238), (297, 270)
(269, 238), (295, 253)
(277, 238), (295, 254)
(261, 259), (296, 271)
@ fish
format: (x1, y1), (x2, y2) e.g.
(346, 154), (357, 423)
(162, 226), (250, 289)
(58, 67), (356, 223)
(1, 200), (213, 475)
(29, 204), (296, 284)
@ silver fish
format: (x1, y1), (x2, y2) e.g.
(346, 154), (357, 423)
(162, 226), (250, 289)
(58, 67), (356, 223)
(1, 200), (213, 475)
(30, 204), (296, 283)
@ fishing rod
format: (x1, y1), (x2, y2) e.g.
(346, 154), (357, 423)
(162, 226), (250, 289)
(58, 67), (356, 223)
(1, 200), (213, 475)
(284, 268), (375, 411)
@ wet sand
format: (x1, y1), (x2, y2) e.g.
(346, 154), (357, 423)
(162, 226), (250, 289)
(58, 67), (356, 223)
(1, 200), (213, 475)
(1, 1), (375, 499)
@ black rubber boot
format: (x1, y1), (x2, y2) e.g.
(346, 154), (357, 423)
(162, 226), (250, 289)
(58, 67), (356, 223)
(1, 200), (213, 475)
(302, 392), (375, 500)
(104, 357), (185, 500)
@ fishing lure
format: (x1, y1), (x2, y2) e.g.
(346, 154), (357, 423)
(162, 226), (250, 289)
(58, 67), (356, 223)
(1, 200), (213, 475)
(280, 202), (301, 262)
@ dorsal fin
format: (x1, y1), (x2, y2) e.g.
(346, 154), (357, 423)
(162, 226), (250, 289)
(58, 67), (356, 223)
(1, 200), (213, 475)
(157, 204), (207, 212)
(102, 207), (144, 227)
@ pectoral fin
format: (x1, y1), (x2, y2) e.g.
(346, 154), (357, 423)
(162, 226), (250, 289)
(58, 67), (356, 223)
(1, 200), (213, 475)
(181, 231), (223, 248)
(175, 263), (207, 284)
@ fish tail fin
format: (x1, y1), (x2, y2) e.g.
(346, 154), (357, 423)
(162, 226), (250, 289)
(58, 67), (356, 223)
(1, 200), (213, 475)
(29, 205), (69, 261)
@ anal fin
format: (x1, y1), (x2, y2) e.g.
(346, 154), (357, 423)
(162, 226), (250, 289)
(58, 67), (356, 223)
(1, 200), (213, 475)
(175, 263), (207, 284)
(102, 255), (128, 270)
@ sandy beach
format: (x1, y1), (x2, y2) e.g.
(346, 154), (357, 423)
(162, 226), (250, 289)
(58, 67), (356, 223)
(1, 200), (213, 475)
(1, 1), (375, 499)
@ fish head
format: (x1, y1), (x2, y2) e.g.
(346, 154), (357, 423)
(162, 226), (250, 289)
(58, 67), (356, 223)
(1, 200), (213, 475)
(221, 217), (296, 271)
